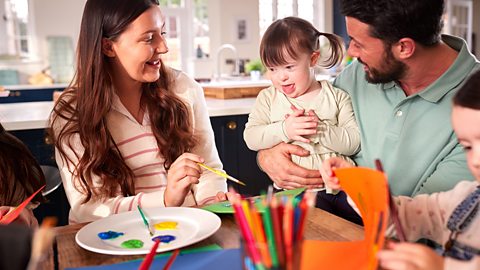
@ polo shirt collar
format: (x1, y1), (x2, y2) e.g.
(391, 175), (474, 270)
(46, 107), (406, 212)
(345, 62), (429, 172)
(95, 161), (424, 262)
(418, 35), (478, 103)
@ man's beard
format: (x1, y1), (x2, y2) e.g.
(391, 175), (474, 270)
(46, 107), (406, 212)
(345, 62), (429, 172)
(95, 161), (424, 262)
(359, 48), (407, 84)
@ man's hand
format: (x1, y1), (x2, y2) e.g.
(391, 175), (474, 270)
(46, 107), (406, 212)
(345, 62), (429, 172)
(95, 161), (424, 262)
(257, 142), (322, 189)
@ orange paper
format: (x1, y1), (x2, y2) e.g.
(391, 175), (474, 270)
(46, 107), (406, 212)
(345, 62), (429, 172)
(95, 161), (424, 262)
(300, 167), (389, 270)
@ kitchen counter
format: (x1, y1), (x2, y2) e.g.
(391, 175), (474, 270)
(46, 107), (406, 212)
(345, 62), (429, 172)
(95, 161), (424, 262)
(0, 97), (256, 131)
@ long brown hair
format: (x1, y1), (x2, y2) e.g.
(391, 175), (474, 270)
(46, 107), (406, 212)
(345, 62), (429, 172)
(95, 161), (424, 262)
(0, 123), (46, 206)
(260, 16), (344, 69)
(49, 0), (196, 203)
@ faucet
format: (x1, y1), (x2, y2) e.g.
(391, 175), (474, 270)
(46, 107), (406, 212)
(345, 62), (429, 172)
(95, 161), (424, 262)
(215, 43), (239, 80)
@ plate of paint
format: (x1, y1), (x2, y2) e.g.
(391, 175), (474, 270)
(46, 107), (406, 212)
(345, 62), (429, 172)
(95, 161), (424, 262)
(201, 187), (306, 214)
(75, 207), (221, 255)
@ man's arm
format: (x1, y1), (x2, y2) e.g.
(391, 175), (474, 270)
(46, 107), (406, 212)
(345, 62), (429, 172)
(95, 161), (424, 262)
(257, 142), (322, 189)
(414, 142), (474, 195)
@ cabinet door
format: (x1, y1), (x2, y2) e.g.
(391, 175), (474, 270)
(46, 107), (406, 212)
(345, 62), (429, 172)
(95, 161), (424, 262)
(0, 88), (63, 103)
(210, 115), (271, 196)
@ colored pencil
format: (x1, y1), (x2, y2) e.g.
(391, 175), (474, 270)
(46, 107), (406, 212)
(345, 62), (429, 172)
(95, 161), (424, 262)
(232, 198), (265, 270)
(261, 199), (279, 268)
(295, 195), (308, 242)
(251, 201), (272, 268)
(283, 197), (294, 270)
(0, 184), (45, 224)
(138, 239), (160, 270)
(374, 159), (406, 241)
(27, 217), (57, 270)
(162, 249), (180, 270)
(198, 162), (246, 186)
(137, 205), (155, 236)
(270, 196), (285, 267)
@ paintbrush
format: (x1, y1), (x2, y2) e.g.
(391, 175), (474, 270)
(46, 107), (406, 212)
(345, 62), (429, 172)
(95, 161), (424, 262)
(137, 205), (155, 236)
(138, 239), (161, 270)
(162, 249), (180, 270)
(197, 163), (246, 186)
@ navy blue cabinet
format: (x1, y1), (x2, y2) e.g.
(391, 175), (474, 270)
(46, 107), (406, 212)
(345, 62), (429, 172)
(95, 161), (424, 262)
(210, 114), (271, 196)
(0, 86), (64, 103)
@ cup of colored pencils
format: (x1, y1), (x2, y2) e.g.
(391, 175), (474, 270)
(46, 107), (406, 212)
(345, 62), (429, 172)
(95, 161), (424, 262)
(229, 186), (316, 270)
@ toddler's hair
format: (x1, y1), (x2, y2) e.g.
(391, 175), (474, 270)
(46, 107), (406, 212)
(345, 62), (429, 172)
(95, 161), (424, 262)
(260, 16), (344, 69)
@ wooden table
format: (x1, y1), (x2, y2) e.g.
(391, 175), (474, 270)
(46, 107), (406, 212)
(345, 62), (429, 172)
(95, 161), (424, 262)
(44, 208), (363, 269)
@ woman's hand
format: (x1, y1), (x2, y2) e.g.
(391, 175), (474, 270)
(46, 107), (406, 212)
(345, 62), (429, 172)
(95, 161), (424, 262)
(320, 157), (354, 190)
(165, 153), (203, 207)
(377, 242), (444, 270)
(0, 206), (38, 228)
(257, 142), (323, 190)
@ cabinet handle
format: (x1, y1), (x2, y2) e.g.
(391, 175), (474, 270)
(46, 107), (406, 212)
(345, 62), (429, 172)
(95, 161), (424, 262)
(226, 121), (237, 130)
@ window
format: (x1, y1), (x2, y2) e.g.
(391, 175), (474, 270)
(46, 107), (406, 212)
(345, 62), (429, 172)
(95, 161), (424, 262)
(1, 0), (32, 59)
(259, 0), (322, 36)
(159, 0), (209, 70)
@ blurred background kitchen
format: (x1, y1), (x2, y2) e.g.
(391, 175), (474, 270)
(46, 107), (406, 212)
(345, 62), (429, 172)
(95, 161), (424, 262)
(0, 0), (478, 86)
(0, 0), (478, 226)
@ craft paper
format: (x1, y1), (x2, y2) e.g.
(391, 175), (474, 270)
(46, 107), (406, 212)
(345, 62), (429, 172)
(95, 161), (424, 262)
(300, 167), (389, 270)
(65, 248), (242, 270)
(202, 188), (306, 214)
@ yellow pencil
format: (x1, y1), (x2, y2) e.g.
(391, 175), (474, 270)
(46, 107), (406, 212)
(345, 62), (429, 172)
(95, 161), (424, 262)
(197, 163), (247, 186)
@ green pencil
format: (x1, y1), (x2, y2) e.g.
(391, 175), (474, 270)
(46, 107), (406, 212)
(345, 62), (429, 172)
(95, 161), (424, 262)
(137, 205), (155, 236)
(261, 200), (279, 268)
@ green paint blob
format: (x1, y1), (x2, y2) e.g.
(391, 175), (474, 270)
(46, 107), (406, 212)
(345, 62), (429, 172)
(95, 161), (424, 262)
(121, 239), (144, 249)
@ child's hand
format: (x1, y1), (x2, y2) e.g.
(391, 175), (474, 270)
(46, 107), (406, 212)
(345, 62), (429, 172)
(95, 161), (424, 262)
(377, 242), (444, 270)
(284, 105), (319, 143)
(213, 191), (234, 202)
(0, 206), (38, 228)
(320, 157), (353, 190)
(165, 153), (203, 206)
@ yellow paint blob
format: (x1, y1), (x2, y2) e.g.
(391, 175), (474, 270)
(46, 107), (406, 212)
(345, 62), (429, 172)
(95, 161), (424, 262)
(154, 221), (178, 230)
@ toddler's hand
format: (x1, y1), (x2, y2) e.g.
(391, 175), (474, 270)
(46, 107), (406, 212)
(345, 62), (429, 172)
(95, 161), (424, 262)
(213, 191), (234, 202)
(320, 157), (353, 190)
(377, 242), (444, 270)
(284, 105), (318, 143)
(165, 153), (203, 206)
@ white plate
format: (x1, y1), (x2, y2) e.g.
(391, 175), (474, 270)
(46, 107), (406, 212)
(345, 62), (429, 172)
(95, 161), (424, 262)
(75, 207), (221, 255)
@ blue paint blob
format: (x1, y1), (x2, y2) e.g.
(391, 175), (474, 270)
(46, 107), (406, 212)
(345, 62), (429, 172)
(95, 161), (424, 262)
(152, 235), (176, 244)
(98, 230), (124, 240)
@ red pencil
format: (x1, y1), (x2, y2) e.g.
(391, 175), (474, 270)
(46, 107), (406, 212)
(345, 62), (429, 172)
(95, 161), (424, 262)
(295, 196), (308, 241)
(270, 196), (285, 267)
(138, 239), (160, 270)
(283, 197), (294, 270)
(0, 185), (45, 224)
(162, 249), (180, 270)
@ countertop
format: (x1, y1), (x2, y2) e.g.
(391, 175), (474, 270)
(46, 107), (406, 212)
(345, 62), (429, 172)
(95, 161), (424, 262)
(0, 97), (256, 131)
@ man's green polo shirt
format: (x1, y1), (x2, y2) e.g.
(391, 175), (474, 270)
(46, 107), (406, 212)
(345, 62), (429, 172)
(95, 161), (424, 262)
(334, 35), (479, 196)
